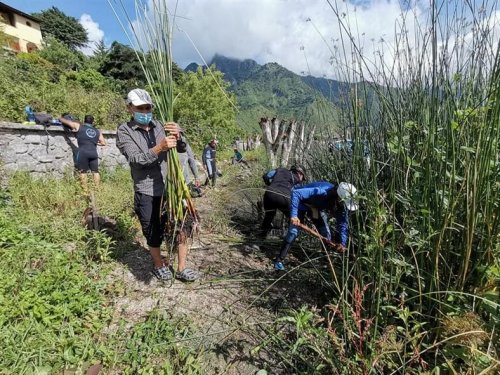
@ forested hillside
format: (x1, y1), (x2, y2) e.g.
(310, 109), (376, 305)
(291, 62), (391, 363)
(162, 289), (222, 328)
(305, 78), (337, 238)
(187, 55), (342, 132)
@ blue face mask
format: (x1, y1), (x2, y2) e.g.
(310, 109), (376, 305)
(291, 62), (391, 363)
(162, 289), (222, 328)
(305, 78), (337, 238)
(133, 112), (153, 125)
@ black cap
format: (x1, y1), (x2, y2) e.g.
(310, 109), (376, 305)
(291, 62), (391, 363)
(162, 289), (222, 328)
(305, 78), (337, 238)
(291, 165), (305, 175)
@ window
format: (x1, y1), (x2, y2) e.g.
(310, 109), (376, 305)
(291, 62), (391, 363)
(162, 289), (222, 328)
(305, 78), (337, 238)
(8, 37), (20, 51)
(26, 21), (31, 27)
(27, 42), (38, 53)
(0, 12), (14, 26)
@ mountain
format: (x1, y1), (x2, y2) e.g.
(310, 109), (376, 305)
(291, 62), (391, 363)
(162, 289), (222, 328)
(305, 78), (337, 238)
(301, 75), (347, 105)
(184, 55), (365, 132)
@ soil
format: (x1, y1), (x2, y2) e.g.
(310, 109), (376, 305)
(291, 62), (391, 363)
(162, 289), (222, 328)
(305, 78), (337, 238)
(105, 166), (335, 374)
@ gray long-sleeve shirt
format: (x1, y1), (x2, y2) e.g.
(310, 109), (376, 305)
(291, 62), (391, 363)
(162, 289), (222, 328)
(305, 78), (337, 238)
(116, 119), (166, 196)
(178, 142), (198, 184)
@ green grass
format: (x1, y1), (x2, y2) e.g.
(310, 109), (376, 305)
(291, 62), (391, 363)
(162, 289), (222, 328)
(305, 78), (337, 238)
(103, 309), (203, 374)
(0, 169), (202, 373)
(0, 208), (110, 373)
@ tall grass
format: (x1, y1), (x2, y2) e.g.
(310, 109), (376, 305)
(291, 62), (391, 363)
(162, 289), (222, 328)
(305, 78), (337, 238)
(285, 0), (500, 372)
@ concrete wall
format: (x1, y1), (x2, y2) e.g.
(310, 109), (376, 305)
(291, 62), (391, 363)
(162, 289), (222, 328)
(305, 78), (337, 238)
(0, 122), (128, 179)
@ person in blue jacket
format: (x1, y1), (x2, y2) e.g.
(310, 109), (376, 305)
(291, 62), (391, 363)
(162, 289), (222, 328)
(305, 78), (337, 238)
(273, 181), (358, 271)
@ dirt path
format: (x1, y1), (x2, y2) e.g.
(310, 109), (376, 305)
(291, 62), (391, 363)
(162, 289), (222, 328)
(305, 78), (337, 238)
(105, 167), (333, 374)
(104, 171), (272, 373)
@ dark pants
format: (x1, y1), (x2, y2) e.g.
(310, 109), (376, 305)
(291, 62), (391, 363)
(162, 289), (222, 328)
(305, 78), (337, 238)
(134, 193), (165, 247)
(204, 159), (217, 187)
(76, 149), (99, 172)
(260, 189), (290, 237)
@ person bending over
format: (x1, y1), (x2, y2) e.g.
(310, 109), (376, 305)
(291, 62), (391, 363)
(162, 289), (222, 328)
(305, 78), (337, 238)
(273, 181), (358, 271)
(260, 166), (305, 238)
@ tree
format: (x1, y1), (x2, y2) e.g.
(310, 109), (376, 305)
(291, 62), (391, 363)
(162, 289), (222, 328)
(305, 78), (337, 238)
(38, 36), (85, 71)
(259, 117), (296, 168)
(259, 117), (316, 168)
(171, 61), (184, 85)
(32, 7), (88, 50)
(93, 39), (108, 61)
(86, 39), (108, 71)
(98, 41), (145, 89)
(174, 65), (241, 148)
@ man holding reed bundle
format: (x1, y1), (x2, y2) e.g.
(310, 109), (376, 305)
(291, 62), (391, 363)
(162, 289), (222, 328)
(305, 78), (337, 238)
(117, 88), (199, 282)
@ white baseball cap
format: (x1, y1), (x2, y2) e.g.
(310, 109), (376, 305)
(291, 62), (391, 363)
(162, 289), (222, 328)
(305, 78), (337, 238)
(337, 182), (359, 211)
(127, 89), (153, 107)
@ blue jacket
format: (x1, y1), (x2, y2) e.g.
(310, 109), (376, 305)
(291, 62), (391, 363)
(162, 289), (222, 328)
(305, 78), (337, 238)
(290, 182), (349, 246)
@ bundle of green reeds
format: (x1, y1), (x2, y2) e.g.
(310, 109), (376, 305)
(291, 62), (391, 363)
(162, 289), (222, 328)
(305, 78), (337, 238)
(109, 0), (199, 237)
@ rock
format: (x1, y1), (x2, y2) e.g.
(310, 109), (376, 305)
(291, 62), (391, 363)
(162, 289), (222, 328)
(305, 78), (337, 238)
(25, 134), (41, 144)
(38, 155), (54, 163)
(14, 143), (28, 154)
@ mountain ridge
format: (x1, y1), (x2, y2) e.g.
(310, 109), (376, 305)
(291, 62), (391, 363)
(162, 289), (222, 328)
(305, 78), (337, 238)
(184, 55), (350, 132)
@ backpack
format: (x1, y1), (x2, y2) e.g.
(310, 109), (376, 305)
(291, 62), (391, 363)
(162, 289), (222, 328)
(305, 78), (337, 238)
(34, 112), (54, 126)
(262, 169), (276, 186)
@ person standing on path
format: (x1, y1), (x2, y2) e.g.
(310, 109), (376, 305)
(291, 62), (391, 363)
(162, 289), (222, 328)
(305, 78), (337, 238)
(59, 114), (106, 190)
(177, 129), (202, 197)
(202, 139), (218, 187)
(116, 88), (199, 282)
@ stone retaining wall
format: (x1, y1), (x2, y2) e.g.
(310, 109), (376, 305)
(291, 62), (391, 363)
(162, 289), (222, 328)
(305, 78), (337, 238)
(0, 122), (128, 178)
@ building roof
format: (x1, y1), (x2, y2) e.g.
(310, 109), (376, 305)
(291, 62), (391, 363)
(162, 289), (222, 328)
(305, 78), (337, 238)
(0, 2), (41, 23)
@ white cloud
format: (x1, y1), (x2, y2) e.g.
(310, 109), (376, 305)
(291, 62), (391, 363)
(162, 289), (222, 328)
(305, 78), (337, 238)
(78, 14), (105, 56)
(165, 0), (425, 80)
(122, 0), (500, 81)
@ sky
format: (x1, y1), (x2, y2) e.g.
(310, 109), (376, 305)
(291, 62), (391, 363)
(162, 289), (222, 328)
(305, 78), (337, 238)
(5, 1), (500, 80)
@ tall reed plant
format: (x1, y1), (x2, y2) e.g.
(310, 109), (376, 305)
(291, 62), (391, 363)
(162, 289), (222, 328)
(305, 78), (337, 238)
(296, 0), (499, 372)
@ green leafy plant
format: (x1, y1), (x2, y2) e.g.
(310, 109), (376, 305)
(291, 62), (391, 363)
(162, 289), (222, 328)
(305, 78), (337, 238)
(103, 310), (203, 374)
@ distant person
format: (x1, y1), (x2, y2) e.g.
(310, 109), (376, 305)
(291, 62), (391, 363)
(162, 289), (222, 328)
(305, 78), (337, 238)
(59, 114), (106, 190)
(260, 166), (305, 238)
(232, 148), (249, 167)
(116, 88), (199, 282)
(202, 139), (218, 187)
(273, 181), (358, 271)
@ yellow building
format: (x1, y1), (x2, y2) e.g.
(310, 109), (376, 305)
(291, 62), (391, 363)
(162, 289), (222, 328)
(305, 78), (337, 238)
(0, 2), (43, 53)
